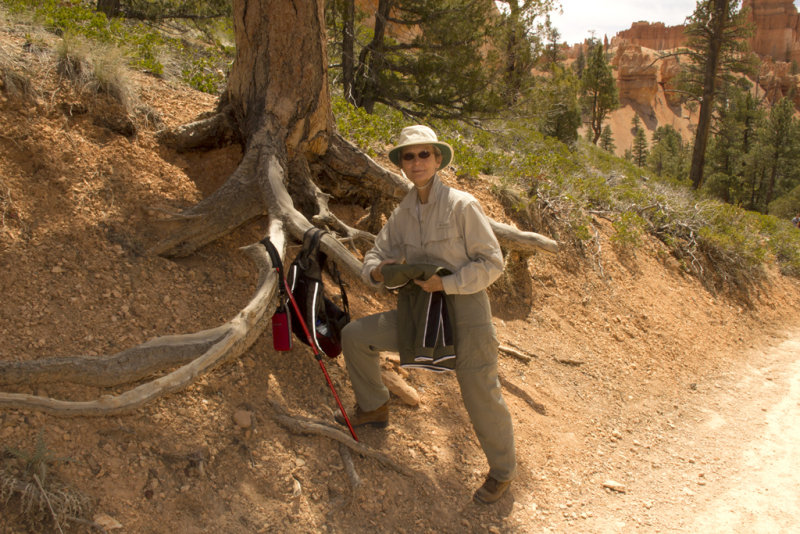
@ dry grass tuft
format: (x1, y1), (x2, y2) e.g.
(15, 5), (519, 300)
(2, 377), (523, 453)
(1, 431), (92, 532)
(56, 35), (136, 113)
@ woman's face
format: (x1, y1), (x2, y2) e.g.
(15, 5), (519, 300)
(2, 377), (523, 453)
(400, 144), (441, 188)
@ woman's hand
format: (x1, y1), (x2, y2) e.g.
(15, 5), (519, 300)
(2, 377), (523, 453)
(370, 259), (397, 283)
(414, 274), (444, 293)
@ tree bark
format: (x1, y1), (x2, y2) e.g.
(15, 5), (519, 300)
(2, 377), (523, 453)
(353, 0), (392, 112)
(342, 0), (356, 105)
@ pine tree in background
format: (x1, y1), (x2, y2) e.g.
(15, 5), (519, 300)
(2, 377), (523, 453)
(623, 148), (633, 162)
(631, 113), (642, 133)
(580, 42), (619, 144)
(493, 0), (557, 105)
(632, 125), (649, 167)
(702, 80), (761, 204)
(540, 15), (562, 71)
(753, 97), (800, 213)
(599, 124), (615, 152)
(648, 125), (687, 179)
(536, 64), (581, 145)
(326, 0), (558, 119)
(326, 0), (500, 117)
(679, 0), (755, 190)
(573, 45), (585, 79)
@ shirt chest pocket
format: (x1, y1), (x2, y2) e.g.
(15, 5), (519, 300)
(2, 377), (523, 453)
(421, 221), (466, 264)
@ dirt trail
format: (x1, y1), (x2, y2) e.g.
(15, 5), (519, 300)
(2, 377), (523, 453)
(577, 330), (800, 533)
(684, 332), (800, 534)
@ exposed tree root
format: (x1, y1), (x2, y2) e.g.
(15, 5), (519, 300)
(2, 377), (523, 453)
(499, 375), (547, 416)
(155, 109), (240, 151)
(148, 144), (265, 257)
(0, 330), (225, 387)
(268, 399), (419, 478)
(323, 133), (408, 199)
(338, 442), (362, 489)
(0, 221), (286, 415)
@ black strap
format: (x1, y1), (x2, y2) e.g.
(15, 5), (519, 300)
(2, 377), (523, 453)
(329, 261), (350, 320)
(260, 237), (287, 296)
(263, 230), (349, 320)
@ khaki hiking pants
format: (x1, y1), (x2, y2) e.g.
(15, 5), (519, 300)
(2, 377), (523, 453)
(340, 290), (516, 482)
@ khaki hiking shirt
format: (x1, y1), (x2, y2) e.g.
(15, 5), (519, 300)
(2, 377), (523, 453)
(362, 174), (503, 296)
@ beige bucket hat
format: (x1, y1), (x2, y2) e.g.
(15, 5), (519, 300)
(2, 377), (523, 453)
(388, 125), (454, 170)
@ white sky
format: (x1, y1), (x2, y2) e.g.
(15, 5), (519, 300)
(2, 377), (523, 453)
(549, 1), (700, 44)
(549, 0), (800, 45)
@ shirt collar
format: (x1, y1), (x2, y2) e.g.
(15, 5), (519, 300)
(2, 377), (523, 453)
(399, 174), (444, 211)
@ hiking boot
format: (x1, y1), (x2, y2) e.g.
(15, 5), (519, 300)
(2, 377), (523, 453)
(473, 475), (511, 504)
(334, 402), (389, 428)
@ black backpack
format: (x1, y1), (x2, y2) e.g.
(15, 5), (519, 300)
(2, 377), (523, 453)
(262, 228), (350, 358)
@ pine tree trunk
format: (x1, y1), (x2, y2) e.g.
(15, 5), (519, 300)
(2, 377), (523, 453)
(689, 0), (727, 190)
(342, 0), (356, 105)
(226, 0), (333, 153)
(96, 0), (120, 17)
(353, 0), (392, 112)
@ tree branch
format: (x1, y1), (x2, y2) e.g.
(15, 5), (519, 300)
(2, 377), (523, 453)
(268, 399), (418, 478)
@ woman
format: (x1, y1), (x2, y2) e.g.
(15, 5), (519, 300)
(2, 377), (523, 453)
(336, 125), (516, 504)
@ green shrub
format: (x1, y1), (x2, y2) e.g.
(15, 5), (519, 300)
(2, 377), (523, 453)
(611, 211), (647, 248)
(332, 97), (405, 156)
(1, 0), (234, 93)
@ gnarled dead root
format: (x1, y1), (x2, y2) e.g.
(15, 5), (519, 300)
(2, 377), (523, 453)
(0, 128), (558, 416)
(155, 108), (240, 152)
(0, 220), (285, 415)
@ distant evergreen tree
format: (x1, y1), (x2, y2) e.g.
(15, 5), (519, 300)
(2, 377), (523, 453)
(631, 113), (641, 132)
(748, 97), (800, 212)
(679, 0), (754, 189)
(579, 42), (619, 144)
(648, 125), (686, 178)
(599, 124), (615, 152)
(327, 0), (558, 118)
(540, 16), (563, 70)
(632, 126), (649, 167)
(493, 0), (557, 105)
(536, 64), (581, 145)
(573, 45), (585, 79)
(703, 81), (761, 203)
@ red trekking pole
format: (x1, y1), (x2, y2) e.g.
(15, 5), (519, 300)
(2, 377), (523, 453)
(282, 277), (359, 442)
(260, 236), (358, 441)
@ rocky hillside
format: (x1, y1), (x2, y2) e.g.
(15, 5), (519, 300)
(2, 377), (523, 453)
(3, 12), (800, 534)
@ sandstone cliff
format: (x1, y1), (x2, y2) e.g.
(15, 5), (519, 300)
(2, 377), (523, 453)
(745, 0), (800, 64)
(613, 21), (687, 51)
(589, 0), (800, 158)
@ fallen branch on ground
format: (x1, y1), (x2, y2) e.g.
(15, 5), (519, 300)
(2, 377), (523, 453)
(267, 399), (418, 478)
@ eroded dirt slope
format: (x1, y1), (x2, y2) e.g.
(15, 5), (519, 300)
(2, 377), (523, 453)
(2, 20), (800, 534)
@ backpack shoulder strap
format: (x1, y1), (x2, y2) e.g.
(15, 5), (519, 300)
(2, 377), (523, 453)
(260, 237), (286, 295)
(328, 260), (350, 320)
(298, 227), (325, 279)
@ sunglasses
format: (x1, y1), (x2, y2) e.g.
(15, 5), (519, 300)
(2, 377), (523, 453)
(401, 150), (431, 161)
